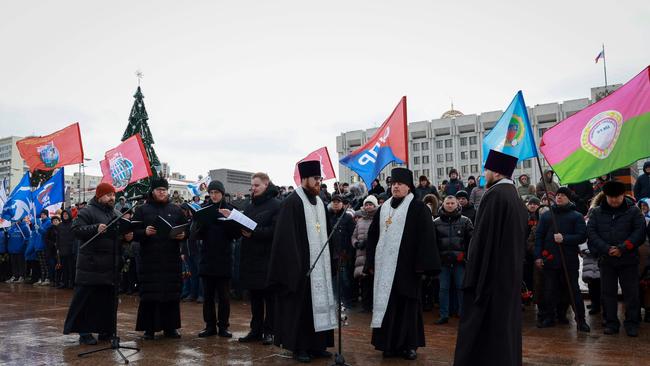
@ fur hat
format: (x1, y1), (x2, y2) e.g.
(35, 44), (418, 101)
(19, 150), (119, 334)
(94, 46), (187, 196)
(602, 180), (626, 197)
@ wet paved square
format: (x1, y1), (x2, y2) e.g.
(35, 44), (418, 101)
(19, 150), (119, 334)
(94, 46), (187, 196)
(1, 284), (647, 365)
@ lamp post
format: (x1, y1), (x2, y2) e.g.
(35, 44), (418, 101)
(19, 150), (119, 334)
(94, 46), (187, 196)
(81, 158), (92, 202)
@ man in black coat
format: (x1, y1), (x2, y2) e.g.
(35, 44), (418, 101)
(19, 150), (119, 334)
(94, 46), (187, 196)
(328, 193), (356, 308)
(365, 167), (440, 361)
(56, 210), (76, 289)
(193, 180), (240, 338)
(433, 195), (473, 325)
(455, 190), (476, 224)
(634, 161), (650, 200)
(587, 180), (647, 337)
(238, 173), (281, 345)
(132, 178), (187, 340)
(454, 150), (527, 366)
(64, 183), (132, 345)
(534, 187), (590, 332)
(267, 161), (337, 363)
(414, 175), (440, 201)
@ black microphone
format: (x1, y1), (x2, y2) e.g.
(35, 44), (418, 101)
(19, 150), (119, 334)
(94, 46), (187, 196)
(126, 194), (145, 201)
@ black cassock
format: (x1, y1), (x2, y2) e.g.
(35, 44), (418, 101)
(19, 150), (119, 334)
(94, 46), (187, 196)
(365, 196), (440, 352)
(267, 190), (334, 352)
(454, 181), (527, 366)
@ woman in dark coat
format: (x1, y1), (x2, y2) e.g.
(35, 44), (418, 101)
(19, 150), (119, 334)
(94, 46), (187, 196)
(56, 210), (76, 288)
(238, 175), (281, 344)
(132, 178), (187, 339)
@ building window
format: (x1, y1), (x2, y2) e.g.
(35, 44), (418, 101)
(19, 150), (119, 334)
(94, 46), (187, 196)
(461, 151), (468, 160)
(445, 139), (452, 148)
(461, 165), (468, 174)
(421, 142), (429, 150)
(470, 150), (478, 159)
(471, 164), (479, 173)
(414, 170), (420, 178)
(460, 137), (467, 146)
(446, 167), (453, 174)
(414, 156), (420, 165)
(436, 141), (443, 149)
(523, 160), (532, 168)
(422, 155), (429, 164)
(445, 153), (453, 162)
(437, 154), (444, 163)
(423, 169), (430, 177)
(412, 143), (419, 151)
(469, 136), (477, 145)
(538, 128), (549, 138)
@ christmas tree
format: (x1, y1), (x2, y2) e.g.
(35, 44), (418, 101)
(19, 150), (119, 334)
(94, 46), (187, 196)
(121, 85), (161, 197)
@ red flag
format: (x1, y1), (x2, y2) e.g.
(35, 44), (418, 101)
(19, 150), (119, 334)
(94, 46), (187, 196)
(100, 134), (153, 192)
(16, 123), (84, 172)
(293, 146), (336, 186)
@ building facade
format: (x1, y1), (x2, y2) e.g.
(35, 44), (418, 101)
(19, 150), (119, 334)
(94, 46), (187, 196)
(65, 172), (103, 204)
(0, 136), (28, 192)
(336, 85), (642, 187)
(208, 168), (254, 196)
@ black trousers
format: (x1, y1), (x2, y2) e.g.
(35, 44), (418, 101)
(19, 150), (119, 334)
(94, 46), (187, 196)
(249, 289), (274, 335)
(601, 263), (639, 330)
(360, 276), (374, 311)
(10, 254), (25, 278)
(542, 267), (585, 322)
(587, 278), (602, 313)
(60, 255), (74, 287)
(202, 275), (230, 329)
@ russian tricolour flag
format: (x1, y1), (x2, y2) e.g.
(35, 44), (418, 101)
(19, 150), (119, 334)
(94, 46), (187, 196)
(340, 97), (408, 186)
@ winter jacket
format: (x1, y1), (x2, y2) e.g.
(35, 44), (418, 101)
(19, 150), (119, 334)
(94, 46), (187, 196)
(433, 208), (473, 266)
(328, 208), (356, 266)
(534, 203), (586, 270)
(587, 197), (646, 267)
(469, 187), (485, 209)
(352, 208), (376, 279)
(193, 200), (239, 278)
(517, 175), (536, 200)
(444, 179), (465, 197)
(634, 161), (650, 200)
(7, 223), (28, 254)
(568, 181), (594, 216)
(44, 225), (58, 259)
(72, 198), (121, 285)
(34, 218), (51, 252)
(132, 198), (187, 302)
(239, 184), (281, 290)
(461, 204), (476, 224)
(581, 253), (600, 281)
(56, 212), (75, 257)
(415, 185), (440, 201)
(536, 170), (560, 198)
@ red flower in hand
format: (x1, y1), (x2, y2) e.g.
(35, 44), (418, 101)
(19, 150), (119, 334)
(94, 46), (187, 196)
(625, 241), (634, 251)
(547, 254), (554, 261)
(457, 252), (465, 262)
(542, 250), (549, 257)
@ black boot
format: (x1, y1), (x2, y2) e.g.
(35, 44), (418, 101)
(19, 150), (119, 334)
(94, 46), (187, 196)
(198, 327), (217, 338)
(79, 334), (97, 345)
(262, 334), (273, 345)
(218, 328), (232, 338)
(577, 322), (591, 333)
(238, 331), (263, 343)
(294, 350), (311, 363)
(142, 331), (155, 340)
(164, 329), (181, 339)
(403, 349), (417, 360)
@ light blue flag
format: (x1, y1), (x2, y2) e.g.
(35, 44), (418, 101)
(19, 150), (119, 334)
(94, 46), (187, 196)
(33, 168), (65, 215)
(482, 91), (538, 169)
(1, 172), (33, 223)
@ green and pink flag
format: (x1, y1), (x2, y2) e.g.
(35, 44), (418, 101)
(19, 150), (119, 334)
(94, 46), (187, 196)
(540, 66), (650, 184)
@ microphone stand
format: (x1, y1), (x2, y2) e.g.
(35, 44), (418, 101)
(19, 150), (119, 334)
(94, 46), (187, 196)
(78, 199), (143, 364)
(305, 210), (351, 366)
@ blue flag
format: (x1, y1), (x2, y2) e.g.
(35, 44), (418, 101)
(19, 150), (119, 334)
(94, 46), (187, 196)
(340, 97), (408, 186)
(1, 172), (33, 223)
(482, 91), (538, 169)
(33, 168), (65, 215)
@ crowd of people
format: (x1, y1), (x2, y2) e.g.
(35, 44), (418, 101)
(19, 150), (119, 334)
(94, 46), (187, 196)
(1, 159), (650, 363)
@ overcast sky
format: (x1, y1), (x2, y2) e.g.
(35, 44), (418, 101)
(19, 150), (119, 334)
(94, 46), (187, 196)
(1, 1), (648, 186)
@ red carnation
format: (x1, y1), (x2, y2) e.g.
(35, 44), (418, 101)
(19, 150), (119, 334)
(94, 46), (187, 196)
(457, 252), (465, 262)
(625, 241), (634, 251)
(547, 254), (554, 261)
(542, 250), (549, 257)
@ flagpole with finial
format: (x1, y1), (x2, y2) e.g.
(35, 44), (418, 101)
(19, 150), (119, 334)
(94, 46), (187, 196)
(602, 44), (608, 91)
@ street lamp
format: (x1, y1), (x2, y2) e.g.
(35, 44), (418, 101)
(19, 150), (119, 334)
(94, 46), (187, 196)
(81, 158), (92, 202)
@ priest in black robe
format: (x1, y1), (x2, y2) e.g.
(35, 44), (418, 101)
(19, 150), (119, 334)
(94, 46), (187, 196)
(364, 167), (440, 361)
(267, 160), (337, 363)
(453, 150), (528, 366)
